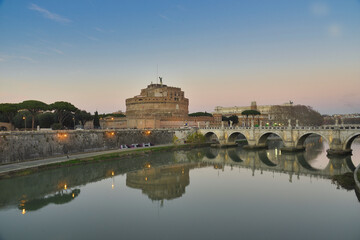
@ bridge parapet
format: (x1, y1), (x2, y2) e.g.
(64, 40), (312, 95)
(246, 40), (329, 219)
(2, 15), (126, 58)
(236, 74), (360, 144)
(200, 125), (360, 131)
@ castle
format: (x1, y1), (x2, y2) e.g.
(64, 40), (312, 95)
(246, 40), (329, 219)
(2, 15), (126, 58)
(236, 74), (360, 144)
(100, 80), (218, 129)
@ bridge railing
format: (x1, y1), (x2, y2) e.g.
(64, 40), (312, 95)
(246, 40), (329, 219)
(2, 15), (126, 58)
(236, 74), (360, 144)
(199, 125), (360, 130)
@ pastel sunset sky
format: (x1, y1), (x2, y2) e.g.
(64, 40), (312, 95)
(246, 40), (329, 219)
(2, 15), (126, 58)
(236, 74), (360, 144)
(1, 0), (359, 114)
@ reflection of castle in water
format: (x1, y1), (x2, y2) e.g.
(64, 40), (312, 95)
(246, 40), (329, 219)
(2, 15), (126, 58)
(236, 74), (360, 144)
(126, 163), (193, 201)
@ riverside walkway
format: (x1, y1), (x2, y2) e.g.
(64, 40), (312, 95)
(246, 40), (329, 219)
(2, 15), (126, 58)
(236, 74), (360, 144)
(0, 144), (172, 175)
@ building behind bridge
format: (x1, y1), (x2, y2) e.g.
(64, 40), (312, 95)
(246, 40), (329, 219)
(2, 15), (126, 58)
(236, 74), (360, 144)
(212, 101), (322, 126)
(213, 101), (294, 126)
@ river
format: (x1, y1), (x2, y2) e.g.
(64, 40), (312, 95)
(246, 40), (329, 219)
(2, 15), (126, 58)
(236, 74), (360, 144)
(0, 137), (359, 240)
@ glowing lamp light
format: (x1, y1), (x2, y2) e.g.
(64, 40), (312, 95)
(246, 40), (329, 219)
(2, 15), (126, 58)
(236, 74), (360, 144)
(57, 133), (69, 139)
(72, 193), (75, 198)
(111, 171), (114, 176)
(145, 163), (151, 169)
(22, 209), (26, 215)
(112, 184), (114, 189)
(145, 177), (148, 181)
(106, 132), (115, 137)
(64, 184), (67, 190)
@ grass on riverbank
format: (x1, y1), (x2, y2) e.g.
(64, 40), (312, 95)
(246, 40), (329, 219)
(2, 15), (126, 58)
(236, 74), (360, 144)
(0, 143), (210, 179)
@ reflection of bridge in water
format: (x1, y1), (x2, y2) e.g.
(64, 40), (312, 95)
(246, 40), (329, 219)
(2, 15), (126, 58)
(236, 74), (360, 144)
(201, 147), (356, 181)
(198, 124), (360, 155)
(0, 145), (358, 214)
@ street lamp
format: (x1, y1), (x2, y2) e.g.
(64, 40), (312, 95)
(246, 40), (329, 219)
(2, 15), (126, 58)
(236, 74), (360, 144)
(22, 116), (26, 131)
(72, 117), (75, 130)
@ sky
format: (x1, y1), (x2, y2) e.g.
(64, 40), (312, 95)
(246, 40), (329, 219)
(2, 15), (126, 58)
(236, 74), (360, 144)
(0, 0), (359, 115)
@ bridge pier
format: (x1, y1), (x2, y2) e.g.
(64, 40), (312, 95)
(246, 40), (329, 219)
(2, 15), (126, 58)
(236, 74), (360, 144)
(243, 142), (268, 150)
(280, 146), (306, 152)
(327, 138), (352, 156)
(326, 148), (352, 156)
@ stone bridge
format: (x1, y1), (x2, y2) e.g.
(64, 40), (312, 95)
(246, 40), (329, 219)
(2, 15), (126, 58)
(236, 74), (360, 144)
(198, 123), (360, 156)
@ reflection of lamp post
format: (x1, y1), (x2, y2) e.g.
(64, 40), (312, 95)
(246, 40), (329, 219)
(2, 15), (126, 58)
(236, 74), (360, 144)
(22, 116), (26, 131)
(72, 117), (75, 130)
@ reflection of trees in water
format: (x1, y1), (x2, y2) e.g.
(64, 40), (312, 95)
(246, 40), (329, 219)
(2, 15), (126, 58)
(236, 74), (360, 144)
(331, 172), (360, 202)
(18, 189), (80, 212)
(0, 150), (193, 211)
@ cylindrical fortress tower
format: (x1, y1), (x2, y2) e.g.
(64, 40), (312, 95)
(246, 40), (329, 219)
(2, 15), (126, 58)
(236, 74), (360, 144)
(126, 83), (189, 128)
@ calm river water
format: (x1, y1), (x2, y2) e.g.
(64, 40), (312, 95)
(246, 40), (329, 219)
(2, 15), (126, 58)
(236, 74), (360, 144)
(0, 137), (359, 240)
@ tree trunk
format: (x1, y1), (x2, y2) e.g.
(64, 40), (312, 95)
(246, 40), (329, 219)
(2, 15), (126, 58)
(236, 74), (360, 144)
(31, 115), (35, 130)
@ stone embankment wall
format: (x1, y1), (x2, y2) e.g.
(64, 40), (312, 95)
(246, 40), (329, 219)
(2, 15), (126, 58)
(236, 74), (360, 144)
(0, 129), (191, 164)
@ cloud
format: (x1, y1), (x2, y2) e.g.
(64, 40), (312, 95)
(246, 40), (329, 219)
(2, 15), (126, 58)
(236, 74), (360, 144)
(95, 27), (104, 32)
(176, 5), (186, 11)
(48, 48), (64, 55)
(29, 3), (71, 23)
(18, 56), (36, 62)
(328, 23), (342, 37)
(86, 36), (99, 41)
(310, 2), (329, 16)
(159, 14), (169, 21)
(0, 55), (36, 63)
(94, 27), (115, 33)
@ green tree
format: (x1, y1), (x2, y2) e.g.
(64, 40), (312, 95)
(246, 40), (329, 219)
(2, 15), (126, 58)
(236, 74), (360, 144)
(75, 110), (93, 127)
(241, 110), (260, 126)
(93, 111), (100, 128)
(38, 112), (56, 128)
(188, 112), (213, 117)
(19, 100), (48, 130)
(0, 103), (19, 124)
(50, 101), (78, 127)
(228, 115), (239, 125)
(13, 111), (33, 129)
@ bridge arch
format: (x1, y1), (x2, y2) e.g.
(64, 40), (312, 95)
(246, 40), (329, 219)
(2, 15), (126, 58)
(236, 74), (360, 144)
(203, 131), (220, 143)
(204, 148), (219, 159)
(344, 133), (360, 151)
(257, 132), (284, 146)
(295, 132), (330, 149)
(227, 132), (248, 144)
(227, 148), (243, 162)
(257, 150), (277, 167)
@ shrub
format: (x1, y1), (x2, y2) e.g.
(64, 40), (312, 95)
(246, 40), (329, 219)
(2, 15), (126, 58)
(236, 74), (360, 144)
(51, 123), (63, 130)
(186, 132), (205, 143)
